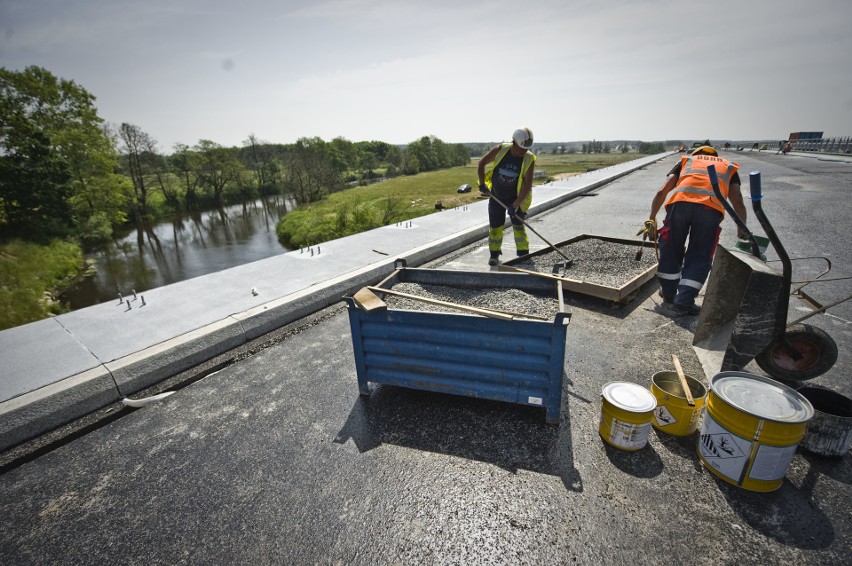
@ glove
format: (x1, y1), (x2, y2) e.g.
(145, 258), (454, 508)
(507, 206), (516, 220)
(636, 219), (657, 240)
(478, 183), (489, 195)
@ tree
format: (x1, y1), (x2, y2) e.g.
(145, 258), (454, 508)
(194, 139), (244, 206)
(171, 143), (202, 210)
(242, 133), (283, 195)
(0, 126), (73, 240)
(118, 122), (154, 223)
(0, 66), (127, 243)
(282, 137), (345, 205)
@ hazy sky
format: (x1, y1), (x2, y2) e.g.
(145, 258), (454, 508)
(3, 0), (851, 151)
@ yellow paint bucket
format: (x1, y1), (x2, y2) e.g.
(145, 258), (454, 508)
(599, 382), (657, 451)
(698, 371), (814, 492)
(651, 371), (708, 436)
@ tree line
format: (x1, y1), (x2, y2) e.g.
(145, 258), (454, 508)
(0, 66), (470, 250)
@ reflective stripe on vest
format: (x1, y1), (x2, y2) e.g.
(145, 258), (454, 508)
(668, 154), (738, 215)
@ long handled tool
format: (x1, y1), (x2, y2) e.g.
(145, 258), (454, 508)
(671, 354), (695, 406)
(486, 194), (573, 270)
(367, 286), (547, 321)
(497, 263), (574, 283)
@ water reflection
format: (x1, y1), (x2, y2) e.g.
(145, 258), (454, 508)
(63, 196), (293, 310)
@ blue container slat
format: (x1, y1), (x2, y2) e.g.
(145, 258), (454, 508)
(363, 352), (552, 388)
(362, 340), (553, 374)
(361, 318), (554, 355)
(346, 266), (569, 424)
(366, 368), (545, 406)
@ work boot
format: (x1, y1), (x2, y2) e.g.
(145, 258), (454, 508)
(488, 257), (499, 266)
(670, 302), (701, 316)
(657, 290), (673, 304)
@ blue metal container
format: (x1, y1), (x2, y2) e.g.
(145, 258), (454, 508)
(346, 264), (570, 424)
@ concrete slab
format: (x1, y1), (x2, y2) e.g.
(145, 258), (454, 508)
(0, 317), (101, 403)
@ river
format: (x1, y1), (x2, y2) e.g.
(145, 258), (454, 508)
(62, 196), (293, 310)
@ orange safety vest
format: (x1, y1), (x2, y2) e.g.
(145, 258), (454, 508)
(667, 154), (738, 216)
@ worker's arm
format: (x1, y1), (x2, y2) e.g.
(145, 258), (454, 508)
(649, 174), (678, 220)
(513, 161), (535, 210)
(477, 145), (501, 187)
(727, 182), (749, 238)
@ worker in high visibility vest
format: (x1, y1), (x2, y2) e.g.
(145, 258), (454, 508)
(477, 127), (536, 266)
(640, 145), (748, 316)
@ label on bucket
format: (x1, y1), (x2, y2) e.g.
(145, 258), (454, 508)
(749, 444), (798, 481)
(654, 406), (677, 427)
(608, 419), (652, 450)
(699, 414), (752, 480)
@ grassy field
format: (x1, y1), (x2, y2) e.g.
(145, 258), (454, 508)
(276, 151), (650, 248)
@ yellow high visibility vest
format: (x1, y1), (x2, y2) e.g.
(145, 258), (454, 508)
(484, 144), (537, 193)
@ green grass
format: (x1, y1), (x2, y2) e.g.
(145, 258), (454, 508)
(0, 239), (86, 330)
(277, 152), (650, 247)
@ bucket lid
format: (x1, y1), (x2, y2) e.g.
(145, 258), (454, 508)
(710, 371), (814, 423)
(602, 382), (657, 413)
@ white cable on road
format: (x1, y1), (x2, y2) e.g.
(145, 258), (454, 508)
(121, 391), (175, 408)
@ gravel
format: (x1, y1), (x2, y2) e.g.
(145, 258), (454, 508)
(383, 282), (560, 320)
(520, 237), (657, 288)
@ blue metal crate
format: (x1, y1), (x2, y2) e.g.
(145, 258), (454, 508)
(346, 265), (569, 424)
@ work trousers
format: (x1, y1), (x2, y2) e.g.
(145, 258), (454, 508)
(656, 201), (722, 306)
(488, 195), (529, 257)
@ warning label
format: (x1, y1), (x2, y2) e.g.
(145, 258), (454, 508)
(699, 415), (752, 481)
(609, 419), (651, 450)
(654, 406), (677, 427)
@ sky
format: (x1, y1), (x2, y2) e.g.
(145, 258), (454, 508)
(2, 0), (852, 151)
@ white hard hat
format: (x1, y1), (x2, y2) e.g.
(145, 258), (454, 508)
(512, 127), (534, 150)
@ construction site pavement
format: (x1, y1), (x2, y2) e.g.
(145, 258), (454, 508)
(0, 151), (850, 565)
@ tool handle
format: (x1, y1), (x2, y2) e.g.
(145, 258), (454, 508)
(671, 354), (695, 406)
(487, 194), (573, 265)
(368, 286), (516, 320)
(707, 164), (761, 257)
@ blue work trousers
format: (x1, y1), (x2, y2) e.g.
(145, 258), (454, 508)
(656, 202), (722, 306)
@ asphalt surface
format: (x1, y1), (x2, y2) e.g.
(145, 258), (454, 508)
(1, 151), (850, 565)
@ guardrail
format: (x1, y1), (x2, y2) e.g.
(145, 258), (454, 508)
(729, 137), (852, 155)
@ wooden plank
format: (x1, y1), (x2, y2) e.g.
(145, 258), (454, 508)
(353, 287), (387, 312)
(368, 286), (519, 321)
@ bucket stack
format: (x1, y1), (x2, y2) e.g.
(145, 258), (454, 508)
(598, 369), (850, 493)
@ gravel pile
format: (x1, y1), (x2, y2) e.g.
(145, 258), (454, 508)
(383, 282), (560, 320)
(522, 238), (657, 288)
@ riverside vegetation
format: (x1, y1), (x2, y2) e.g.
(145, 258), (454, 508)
(275, 151), (649, 248)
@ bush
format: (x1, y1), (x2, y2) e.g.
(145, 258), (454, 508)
(78, 212), (114, 249)
(0, 239), (84, 330)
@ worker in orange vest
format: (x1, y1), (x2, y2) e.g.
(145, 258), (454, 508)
(640, 145), (748, 316)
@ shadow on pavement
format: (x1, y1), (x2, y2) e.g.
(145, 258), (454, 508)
(716, 472), (835, 550)
(334, 384), (584, 492)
